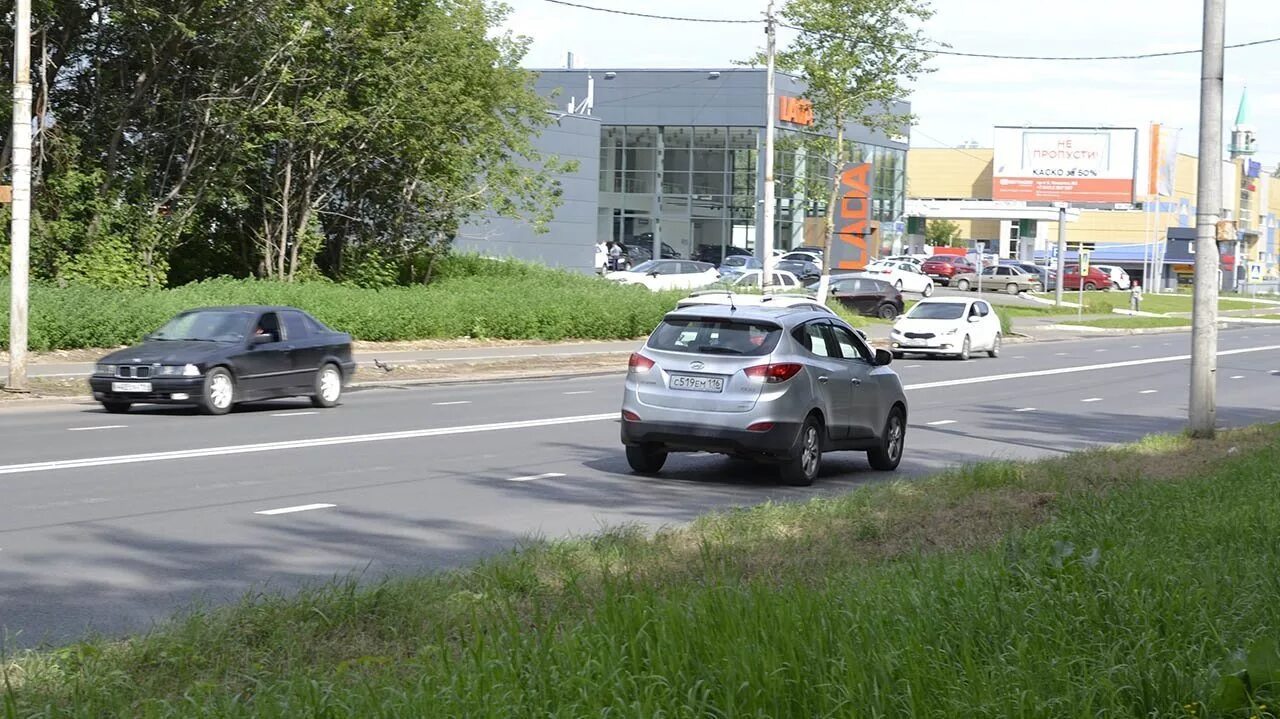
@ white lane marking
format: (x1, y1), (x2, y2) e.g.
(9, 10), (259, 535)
(1011, 356), (1026, 360)
(11, 344), (1280, 477)
(1014, 407), (1037, 412)
(0, 413), (618, 476)
(1131, 345), (1141, 348)
(1095, 349), (1108, 353)
(1140, 389), (1159, 394)
(1081, 398), (1103, 403)
(67, 425), (127, 432)
(905, 364), (922, 368)
(902, 344), (1280, 392)
(254, 503), (336, 516)
(1230, 375), (1245, 380)
(507, 472), (566, 482)
(562, 391), (593, 396)
(432, 401), (471, 406)
(271, 411), (317, 417)
(926, 420), (957, 426)
(1055, 352), (1069, 356)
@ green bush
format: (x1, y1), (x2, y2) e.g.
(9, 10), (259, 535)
(0, 259), (684, 350)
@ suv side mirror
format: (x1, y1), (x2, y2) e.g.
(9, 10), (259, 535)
(874, 348), (893, 366)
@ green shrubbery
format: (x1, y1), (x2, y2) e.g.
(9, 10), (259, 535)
(0, 257), (684, 351)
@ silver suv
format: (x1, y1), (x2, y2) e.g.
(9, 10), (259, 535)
(621, 305), (908, 485)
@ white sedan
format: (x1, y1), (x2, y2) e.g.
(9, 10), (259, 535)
(889, 297), (1002, 360)
(605, 259), (721, 292)
(860, 261), (935, 296)
(720, 269), (804, 290)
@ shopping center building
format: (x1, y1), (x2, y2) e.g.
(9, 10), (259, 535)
(456, 68), (910, 272)
(905, 101), (1279, 289)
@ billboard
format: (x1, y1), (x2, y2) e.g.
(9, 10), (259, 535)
(993, 126), (1138, 204)
(830, 162), (872, 270)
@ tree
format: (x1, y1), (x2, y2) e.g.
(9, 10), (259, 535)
(926, 219), (964, 247)
(766, 0), (935, 301)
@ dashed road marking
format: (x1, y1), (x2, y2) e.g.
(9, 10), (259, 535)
(563, 391), (593, 396)
(67, 425), (127, 432)
(1140, 389), (1159, 394)
(1014, 407), (1037, 412)
(507, 472), (567, 482)
(254, 503), (336, 516)
(1081, 398), (1103, 403)
(432, 401), (471, 406)
(271, 411), (317, 417)
(926, 420), (957, 426)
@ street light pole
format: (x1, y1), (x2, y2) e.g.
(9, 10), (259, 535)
(760, 0), (777, 290)
(1189, 0), (1225, 438)
(7, 0), (32, 392)
(1055, 203), (1067, 307)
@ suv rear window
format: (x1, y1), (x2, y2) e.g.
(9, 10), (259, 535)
(648, 318), (782, 357)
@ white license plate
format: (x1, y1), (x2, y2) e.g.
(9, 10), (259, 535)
(111, 382), (152, 393)
(903, 339), (927, 347)
(669, 374), (725, 393)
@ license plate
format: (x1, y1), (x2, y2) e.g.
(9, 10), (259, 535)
(111, 382), (152, 393)
(903, 339), (927, 346)
(669, 374), (725, 393)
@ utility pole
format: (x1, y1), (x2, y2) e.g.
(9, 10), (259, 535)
(760, 0), (777, 290)
(1189, 0), (1224, 438)
(1054, 203), (1067, 306)
(7, 0), (32, 392)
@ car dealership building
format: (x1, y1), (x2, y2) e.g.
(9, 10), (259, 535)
(456, 68), (911, 273)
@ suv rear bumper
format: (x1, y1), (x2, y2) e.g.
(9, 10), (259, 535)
(621, 419), (802, 459)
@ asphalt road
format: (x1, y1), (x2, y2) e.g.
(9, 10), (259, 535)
(3, 326), (1280, 648)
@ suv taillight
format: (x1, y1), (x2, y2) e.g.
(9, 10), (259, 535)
(745, 363), (803, 383)
(628, 353), (655, 373)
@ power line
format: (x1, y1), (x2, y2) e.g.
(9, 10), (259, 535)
(909, 128), (989, 161)
(536, 1), (1280, 63)
(539, 0), (757, 24)
(779, 23), (1280, 62)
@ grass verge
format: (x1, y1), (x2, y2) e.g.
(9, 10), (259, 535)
(8, 425), (1280, 717)
(1062, 315), (1193, 330)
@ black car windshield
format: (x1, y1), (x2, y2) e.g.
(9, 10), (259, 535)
(150, 310), (250, 342)
(648, 318), (781, 356)
(906, 302), (966, 320)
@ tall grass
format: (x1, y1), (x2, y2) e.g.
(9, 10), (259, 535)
(6, 426), (1280, 717)
(0, 258), (684, 350)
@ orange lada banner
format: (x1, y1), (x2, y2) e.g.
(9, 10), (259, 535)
(831, 162), (872, 270)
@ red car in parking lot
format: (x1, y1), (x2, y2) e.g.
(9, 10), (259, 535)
(1060, 265), (1113, 291)
(920, 255), (976, 287)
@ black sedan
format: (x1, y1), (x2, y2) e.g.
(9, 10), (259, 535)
(89, 306), (357, 415)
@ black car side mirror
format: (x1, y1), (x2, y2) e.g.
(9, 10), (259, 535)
(874, 348), (893, 366)
(251, 334), (274, 346)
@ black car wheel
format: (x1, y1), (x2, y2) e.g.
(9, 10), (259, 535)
(956, 279), (971, 291)
(989, 333), (1001, 358)
(626, 444), (667, 475)
(956, 336), (971, 361)
(877, 303), (899, 320)
(199, 367), (235, 416)
(867, 407), (906, 471)
(102, 401), (131, 414)
(311, 363), (343, 408)
(922, 284), (934, 297)
(780, 415), (822, 487)
(1006, 283), (1020, 295)
(1083, 281), (1097, 291)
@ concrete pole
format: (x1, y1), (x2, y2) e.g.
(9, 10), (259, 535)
(1055, 204), (1067, 306)
(1189, 0), (1225, 438)
(7, 0), (32, 392)
(760, 0), (777, 290)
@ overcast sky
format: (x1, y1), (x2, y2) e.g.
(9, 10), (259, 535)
(501, 0), (1280, 168)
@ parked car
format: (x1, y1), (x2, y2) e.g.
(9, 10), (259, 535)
(89, 306), (356, 415)
(826, 275), (905, 319)
(718, 255), (763, 273)
(606, 259), (720, 291)
(861, 261), (936, 296)
(1093, 264), (1132, 290)
(776, 257), (822, 282)
(676, 292), (834, 315)
(920, 255), (977, 287)
(694, 244), (752, 265)
(883, 255), (925, 267)
(1061, 264), (1113, 291)
(621, 304), (908, 485)
(1000, 261), (1056, 291)
(951, 265), (1043, 294)
(889, 297), (1002, 361)
(717, 269), (804, 290)
(781, 251), (824, 271)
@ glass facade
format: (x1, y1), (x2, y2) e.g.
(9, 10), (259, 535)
(598, 124), (906, 263)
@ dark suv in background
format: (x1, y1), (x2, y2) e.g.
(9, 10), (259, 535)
(822, 275), (905, 319)
(920, 255), (975, 287)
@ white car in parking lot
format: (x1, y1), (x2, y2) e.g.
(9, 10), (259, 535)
(1093, 264), (1131, 290)
(889, 297), (1002, 360)
(858, 261), (935, 296)
(606, 260), (721, 292)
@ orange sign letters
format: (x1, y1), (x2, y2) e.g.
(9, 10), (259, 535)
(778, 96), (814, 126)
